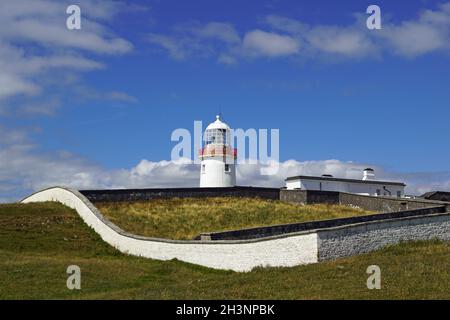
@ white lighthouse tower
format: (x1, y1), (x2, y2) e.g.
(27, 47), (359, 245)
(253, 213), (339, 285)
(199, 115), (237, 187)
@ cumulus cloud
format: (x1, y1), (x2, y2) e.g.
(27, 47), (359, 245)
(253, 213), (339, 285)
(146, 2), (450, 63)
(1, 125), (449, 202)
(146, 34), (188, 60)
(0, 0), (141, 200)
(15, 98), (61, 117)
(242, 30), (300, 57)
(69, 86), (138, 103)
(264, 15), (376, 58)
(189, 22), (241, 44)
(376, 3), (450, 57)
(146, 21), (241, 61)
(0, 0), (135, 114)
(305, 26), (374, 56)
(0, 134), (200, 201)
(0, 0), (133, 54)
(2, 1), (450, 202)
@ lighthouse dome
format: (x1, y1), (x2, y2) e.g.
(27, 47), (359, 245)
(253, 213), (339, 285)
(204, 115), (232, 145)
(205, 115), (231, 131)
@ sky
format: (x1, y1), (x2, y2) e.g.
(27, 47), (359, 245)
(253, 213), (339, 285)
(1, 0), (450, 202)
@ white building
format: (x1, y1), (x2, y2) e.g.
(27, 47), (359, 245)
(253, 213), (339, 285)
(285, 168), (406, 197)
(199, 115), (237, 187)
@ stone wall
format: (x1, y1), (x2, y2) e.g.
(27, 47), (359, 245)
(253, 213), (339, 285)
(280, 189), (339, 204)
(197, 205), (447, 240)
(279, 188), (307, 203)
(317, 213), (450, 261)
(339, 192), (449, 212)
(81, 186), (281, 202)
(82, 187), (449, 212)
(422, 191), (450, 202)
(308, 190), (340, 204)
(280, 189), (449, 212)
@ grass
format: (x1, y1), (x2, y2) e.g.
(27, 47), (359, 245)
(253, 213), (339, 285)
(1, 201), (449, 299)
(95, 197), (372, 239)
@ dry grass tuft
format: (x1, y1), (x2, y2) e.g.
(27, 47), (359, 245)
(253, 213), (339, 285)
(95, 197), (372, 239)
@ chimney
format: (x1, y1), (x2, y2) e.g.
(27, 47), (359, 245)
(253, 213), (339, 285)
(363, 168), (375, 181)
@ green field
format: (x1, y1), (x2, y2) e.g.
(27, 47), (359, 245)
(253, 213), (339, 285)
(0, 201), (449, 299)
(95, 197), (372, 239)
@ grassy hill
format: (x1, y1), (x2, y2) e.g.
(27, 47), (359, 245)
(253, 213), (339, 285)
(0, 201), (449, 299)
(95, 197), (372, 239)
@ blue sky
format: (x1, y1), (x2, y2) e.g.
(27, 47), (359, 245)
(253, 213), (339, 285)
(1, 0), (450, 201)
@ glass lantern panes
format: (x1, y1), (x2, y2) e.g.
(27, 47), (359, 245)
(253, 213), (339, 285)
(205, 128), (230, 145)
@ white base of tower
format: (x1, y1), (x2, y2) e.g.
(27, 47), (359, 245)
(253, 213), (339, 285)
(200, 158), (236, 187)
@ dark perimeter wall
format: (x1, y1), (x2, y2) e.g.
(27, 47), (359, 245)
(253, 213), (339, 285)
(81, 187), (449, 212)
(80, 186), (281, 202)
(422, 191), (450, 202)
(280, 189), (450, 212)
(197, 205), (448, 240)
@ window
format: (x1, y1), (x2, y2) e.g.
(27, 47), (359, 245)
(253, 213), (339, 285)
(224, 164), (230, 172)
(201, 164), (205, 173)
(204, 128), (230, 145)
(376, 189), (381, 196)
(397, 191), (401, 198)
(218, 129), (227, 144)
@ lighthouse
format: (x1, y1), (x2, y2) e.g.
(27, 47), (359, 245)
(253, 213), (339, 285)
(199, 115), (237, 187)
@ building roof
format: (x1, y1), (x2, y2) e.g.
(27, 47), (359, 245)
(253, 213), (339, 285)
(285, 175), (406, 186)
(205, 115), (231, 130)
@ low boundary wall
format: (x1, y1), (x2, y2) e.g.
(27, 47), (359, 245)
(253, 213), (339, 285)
(280, 189), (450, 212)
(21, 187), (450, 272)
(80, 186), (280, 202)
(197, 206), (447, 240)
(317, 214), (450, 261)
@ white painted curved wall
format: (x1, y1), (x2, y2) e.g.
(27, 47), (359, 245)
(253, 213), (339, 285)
(21, 187), (318, 272)
(21, 186), (450, 272)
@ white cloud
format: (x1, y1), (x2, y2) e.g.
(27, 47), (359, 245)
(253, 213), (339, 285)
(0, 0), (135, 112)
(146, 34), (187, 60)
(146, 22), (241, 62)
(242, 30), (300, 57)
(265, 15), (307, 35)
(105, 91), (138, 103)
(422, 2), (450, 25)
(71, 86), (138, 103)
(217, 54), (237, 65)
(265, 15), (376, 58)
(0, 0), (133, 54)
(189, 22), (241, 44)
(0, 0), (140, 199)
(2, 1), (450, 202)
(146, 2), (450, 63)
(305, 26), (374, 56)
(0, 125), (33, 145)
(381, 23), (445, 57)
(16, 98), (61, 116)
(376, 3), (450, 57)
(0, 73), (40, 99)
(1, 126), (449, 202)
